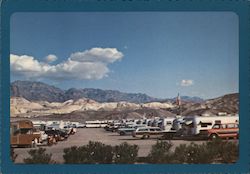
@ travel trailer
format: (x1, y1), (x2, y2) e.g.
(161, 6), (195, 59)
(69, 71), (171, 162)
(158, 117), (176, 131)
(85, 120), (108, 128)
(182, 115), (239, 136)
(11, 120), (41, 147)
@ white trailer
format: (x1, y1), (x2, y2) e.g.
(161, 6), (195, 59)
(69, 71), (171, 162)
(159, 117), (176, 131)
(182, 115), (239, 135)
(85, 120), (108, 128)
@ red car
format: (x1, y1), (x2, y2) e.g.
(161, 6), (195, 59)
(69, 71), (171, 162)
(199, 123), (239, 140)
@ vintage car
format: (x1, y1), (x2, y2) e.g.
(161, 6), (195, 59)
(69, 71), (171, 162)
(199, 123), (239, 140)
(45, 129), (68, 141)
(11, 120), (41, 147)
(117, 125), (146, 136)
(132, 127), (165, 139)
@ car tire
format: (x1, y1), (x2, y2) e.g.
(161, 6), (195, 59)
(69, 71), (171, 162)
(209, 133), (218, 140)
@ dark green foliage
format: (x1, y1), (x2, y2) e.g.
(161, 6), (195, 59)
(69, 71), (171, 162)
(62, 140), (238, 164)
(23, 148), (54, 164)
(85, 141), (113, 164)
(173, 142), (214, 163)
(206, 139), (238, 163)
(63, 146), (83, 164)
(148, 140), (173, 163)
(113, 142), (139, 164)
(170, 140), (238, 164)
(11, 147), (17, 162)
(63, 141), (113, 164)
(146, 139), (238, 164)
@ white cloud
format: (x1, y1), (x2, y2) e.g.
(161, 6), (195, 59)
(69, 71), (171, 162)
(180, 79), (194, 87)
(10, 47), (123, 81)
(70, 48), (123, 63)
(45, 54), (57, 63)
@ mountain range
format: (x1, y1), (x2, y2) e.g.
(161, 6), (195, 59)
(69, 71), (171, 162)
(11, 81), (204, 103)
(10, 81), (238, 120)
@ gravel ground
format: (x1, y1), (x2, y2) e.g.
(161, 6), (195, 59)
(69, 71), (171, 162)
(13, 128), (237, 164)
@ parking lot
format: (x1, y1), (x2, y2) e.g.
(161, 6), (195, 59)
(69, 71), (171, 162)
(14, 128), (237, 163)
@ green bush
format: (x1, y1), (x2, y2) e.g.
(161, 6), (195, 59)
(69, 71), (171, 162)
(113, 142), (139, 164)
(206, 139), (238, 163)
(63, 141), (113, 164)
(23, 148), (54, 164)
(86, 141), (113, 164)
(172, 140), (238, 164)
(173, 142), (213, 164)
(148, 140), (173, 163)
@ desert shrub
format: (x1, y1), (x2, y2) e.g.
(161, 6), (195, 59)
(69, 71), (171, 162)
(206, 139), (238, 163)
(113, 142), (139, 164)
(11, 147), (17, 162)
(86, 141), (113, 164)
(147, 140), (173, 163)
(63, 146), (84, 163)
(64, 141), (113, 164)
(172, 140), (239, 164)
(220, 141), (238, 163)
(173, 142), (214, 164)
(23, 148), (54, 164)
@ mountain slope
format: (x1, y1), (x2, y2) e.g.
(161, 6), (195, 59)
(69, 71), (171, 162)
(11, 81), (65, 102)
(11, 81), (160, 103)
(11, 80), (204, 103)
(175, 93), (239, 116)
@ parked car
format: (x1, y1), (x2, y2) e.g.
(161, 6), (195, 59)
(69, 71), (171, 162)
(132, 127), (165, 139)
(45, 129), (68, 141)
(104, 122), (123, 132)
(118, 125), (146, 136)
(33, 131), (48, 144)
(199, 123), (239, 140)
(76, 123), (86, 128)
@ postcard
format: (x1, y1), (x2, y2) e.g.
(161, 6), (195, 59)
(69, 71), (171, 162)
(1, 1), (250, 174)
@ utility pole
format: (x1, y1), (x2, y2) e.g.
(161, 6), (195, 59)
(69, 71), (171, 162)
(176, 93), (182, 116)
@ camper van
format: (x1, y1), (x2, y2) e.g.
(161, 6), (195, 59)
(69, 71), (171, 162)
(11, 120), (41, 147)
(182, 115), (239, 136)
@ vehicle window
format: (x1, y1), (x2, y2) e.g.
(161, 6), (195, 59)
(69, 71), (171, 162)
(150, 129), (155, 131)
(215, 120), (221, 124)
(235, 124), (239, 128)
(213, 124), (220, 129)
(221, 124), (226, 129)
(138, 129), (148, 132)
(166, 121), (172, 125)
(227, 124), (235, 128)
(200, 122), (212, 127)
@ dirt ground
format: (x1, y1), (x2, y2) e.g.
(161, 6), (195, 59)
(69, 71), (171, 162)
(13, 128), (237, 164)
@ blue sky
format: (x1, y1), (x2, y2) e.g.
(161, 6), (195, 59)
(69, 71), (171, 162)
(10, 12), (238, 99)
